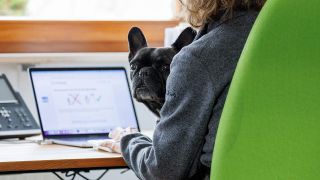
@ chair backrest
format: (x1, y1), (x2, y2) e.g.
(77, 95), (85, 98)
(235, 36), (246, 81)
(211, 0), (320, 179)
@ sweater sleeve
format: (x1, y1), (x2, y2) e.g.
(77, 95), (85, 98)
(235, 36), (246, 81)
(120, 51), (215, 180)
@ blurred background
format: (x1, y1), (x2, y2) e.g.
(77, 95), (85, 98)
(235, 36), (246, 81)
(0, 0), (184, 179)
(0, 0), (175, 20)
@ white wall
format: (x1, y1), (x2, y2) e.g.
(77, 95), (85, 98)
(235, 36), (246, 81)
(0, 53), (157, 180)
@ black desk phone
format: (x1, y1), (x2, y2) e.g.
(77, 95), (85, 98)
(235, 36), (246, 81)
(0, 74), (40, 139)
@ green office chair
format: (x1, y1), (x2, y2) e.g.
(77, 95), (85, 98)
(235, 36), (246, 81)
(211, 0), (320, 179)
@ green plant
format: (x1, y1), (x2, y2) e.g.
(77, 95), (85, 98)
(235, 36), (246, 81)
(0, 0), (27, 16)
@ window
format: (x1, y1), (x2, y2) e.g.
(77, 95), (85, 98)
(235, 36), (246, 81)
(0, 0), (175, 20)
(0, 0), (180, 53)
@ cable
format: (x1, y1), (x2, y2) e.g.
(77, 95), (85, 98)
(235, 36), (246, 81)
(52, 172), (64, 180)
(52, 170), (109, 180)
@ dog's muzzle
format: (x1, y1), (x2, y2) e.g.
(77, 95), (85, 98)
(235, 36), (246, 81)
(133, 67), (164, 103)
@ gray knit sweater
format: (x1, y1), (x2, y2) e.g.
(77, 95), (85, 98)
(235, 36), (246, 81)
(121, 10), (258, 180)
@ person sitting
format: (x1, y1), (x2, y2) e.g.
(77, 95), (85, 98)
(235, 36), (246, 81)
(103, 0), (266, 179)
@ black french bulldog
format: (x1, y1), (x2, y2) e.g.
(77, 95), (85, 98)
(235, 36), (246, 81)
(128, 27), (196, 117)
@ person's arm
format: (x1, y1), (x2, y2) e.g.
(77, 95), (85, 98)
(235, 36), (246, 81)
(121, 51), (215, 180)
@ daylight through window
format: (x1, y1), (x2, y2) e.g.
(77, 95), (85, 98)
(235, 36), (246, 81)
(0, 0), (175, 20)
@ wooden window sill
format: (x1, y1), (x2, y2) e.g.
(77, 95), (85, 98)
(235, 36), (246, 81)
(0, 20), (179, 53)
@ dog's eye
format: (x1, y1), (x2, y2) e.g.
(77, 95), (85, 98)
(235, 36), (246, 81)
(161, 65), (170, 72)
(130, 64), (137, 71)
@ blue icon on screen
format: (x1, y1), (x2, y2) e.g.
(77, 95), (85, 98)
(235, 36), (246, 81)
(41, 96), (49, 103)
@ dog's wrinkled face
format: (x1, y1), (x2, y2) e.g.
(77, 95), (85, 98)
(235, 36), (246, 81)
(128, 27), (196, 117)
(130, 47), (175, 116)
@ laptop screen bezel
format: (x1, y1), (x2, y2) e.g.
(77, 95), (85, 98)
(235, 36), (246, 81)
(28, 67), (140, 139)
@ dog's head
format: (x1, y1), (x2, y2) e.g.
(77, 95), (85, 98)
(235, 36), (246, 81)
(128, 27), (196, 116)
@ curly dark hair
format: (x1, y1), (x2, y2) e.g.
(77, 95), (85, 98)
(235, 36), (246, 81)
(179, 0), (266, 27)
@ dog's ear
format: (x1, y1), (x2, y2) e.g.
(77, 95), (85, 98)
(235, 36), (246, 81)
(172, 27), (197, 52)
(128, 27), (148, 61)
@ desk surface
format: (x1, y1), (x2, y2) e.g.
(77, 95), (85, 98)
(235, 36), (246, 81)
(0, 131), (153, 173)
(0, 141), (126, 173)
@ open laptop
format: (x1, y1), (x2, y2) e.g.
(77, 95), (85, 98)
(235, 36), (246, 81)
(29, 67), (140, 147)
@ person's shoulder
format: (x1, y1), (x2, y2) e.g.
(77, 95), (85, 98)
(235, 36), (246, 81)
(176, 10), (259, 62)
(171, 30), (220, 68)
(172, 30), (215, 63)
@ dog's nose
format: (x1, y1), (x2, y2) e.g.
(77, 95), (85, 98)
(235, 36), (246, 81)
(139, 71), (149, 77)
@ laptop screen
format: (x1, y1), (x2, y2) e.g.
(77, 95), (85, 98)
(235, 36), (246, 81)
(29, 68), (139, 136)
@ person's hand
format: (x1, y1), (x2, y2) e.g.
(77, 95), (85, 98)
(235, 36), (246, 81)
(100, 139), (121, 153)
(100, 127), (138, 153)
